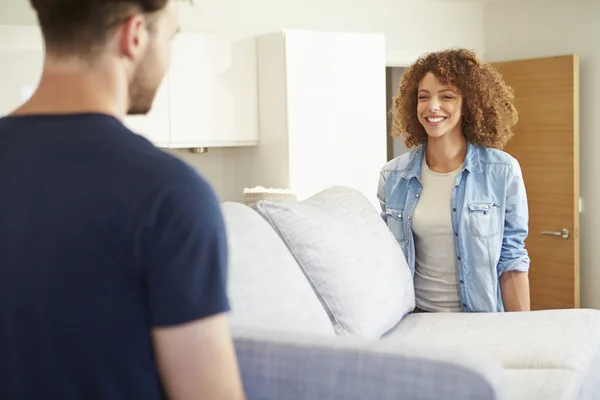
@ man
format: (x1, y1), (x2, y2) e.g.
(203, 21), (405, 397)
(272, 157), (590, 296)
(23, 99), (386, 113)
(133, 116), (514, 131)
(0, 1), (246, 399)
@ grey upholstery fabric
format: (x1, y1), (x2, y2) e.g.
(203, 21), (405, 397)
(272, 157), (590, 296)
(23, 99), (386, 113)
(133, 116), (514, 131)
(233, 327), (507, 400)
(222, 202), (335, 336)
(252, 186), (415, 339)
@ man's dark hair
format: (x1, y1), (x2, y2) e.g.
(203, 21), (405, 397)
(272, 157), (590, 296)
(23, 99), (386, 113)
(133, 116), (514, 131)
(29, 0), (169, 56)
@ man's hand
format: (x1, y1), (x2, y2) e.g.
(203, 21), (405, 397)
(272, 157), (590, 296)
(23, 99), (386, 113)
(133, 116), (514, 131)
(500, 270), (531, 312)
(152, 314), (246, 400)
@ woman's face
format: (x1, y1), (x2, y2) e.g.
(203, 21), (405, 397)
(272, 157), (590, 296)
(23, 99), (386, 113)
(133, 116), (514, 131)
(416, 72), (463, 140)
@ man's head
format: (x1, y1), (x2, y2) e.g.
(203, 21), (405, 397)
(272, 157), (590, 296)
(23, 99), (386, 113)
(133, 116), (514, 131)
(29, 0), (181, 115)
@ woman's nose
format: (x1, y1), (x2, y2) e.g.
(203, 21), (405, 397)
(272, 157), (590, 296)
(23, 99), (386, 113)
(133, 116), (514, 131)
(428, 99), (440, 112)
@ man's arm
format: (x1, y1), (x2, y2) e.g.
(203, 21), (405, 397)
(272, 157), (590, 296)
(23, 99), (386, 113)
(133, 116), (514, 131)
(153, 314), (245, 400)
(497, 157), (531, 311)
(140, 163), (245, 399)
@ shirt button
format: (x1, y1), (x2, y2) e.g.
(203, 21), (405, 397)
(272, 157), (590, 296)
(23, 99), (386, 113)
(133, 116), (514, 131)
(460, 280), (464, 284)
(457, 256), (461, 260)
(463, 303), (467, 308)
(452, 207), (457, 212)
(416, 193), (420, 198)
(455, 232), (458, 236)
(405, 239), (409, 243)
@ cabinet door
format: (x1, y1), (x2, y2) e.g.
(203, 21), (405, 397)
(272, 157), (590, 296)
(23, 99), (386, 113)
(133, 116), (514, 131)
(284, 31), (387, 206)
(0, 26), (43, 116)
(123, 76), (170, 147)
(168, 33), (258, 148)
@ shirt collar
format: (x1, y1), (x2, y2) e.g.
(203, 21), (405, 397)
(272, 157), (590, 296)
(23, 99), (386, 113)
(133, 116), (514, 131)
(402, 141), (482, 179)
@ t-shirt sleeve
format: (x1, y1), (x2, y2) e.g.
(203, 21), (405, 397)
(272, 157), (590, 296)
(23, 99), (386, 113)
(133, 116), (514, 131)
(139, 163), (230, 327)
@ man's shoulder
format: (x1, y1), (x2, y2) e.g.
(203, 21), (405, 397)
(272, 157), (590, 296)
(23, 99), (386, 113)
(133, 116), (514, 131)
(102, 122), (216, 202)
(136, 149), (221, 221)
(132, 153), (219, 222)
(79, 116), (219, 214)
(160, 157), (218, 204)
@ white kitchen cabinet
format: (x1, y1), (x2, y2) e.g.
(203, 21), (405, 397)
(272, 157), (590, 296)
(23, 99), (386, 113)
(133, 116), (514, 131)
(0, 25), (258, 149)
(0, 25), (44, 116)
(168, 33), (259, 148)
(251, 30), (387, 207)
(123, 76), (170, 147)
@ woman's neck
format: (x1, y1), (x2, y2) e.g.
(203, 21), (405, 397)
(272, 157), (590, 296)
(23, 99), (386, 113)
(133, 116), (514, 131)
(425, 132), (468, 173)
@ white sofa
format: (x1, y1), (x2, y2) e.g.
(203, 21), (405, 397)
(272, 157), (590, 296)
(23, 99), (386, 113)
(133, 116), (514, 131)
(223, 186), (600, 400)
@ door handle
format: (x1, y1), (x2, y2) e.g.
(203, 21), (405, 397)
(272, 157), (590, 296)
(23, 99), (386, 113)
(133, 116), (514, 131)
(541, 228), (570, 239)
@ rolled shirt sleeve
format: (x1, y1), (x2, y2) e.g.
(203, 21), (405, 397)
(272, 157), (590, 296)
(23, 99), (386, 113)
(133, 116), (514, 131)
(497, 157), (531, 276)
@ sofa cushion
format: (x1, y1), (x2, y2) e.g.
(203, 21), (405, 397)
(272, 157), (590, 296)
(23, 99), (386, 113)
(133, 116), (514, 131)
(384, 309), (600, 394)
(221, 202), (335, 336)
(504, 369), (581, 400)
(252, 186), (415, 339)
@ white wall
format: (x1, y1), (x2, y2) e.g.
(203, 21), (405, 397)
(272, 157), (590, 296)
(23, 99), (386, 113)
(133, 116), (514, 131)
(483, 0), (600, 309)
(175, 0), (485, 66)
(0, 0), (486, 66)
(0, 0), (485, 202)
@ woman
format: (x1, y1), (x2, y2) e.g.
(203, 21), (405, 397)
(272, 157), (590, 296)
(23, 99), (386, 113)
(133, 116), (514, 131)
(378, 49), (530, 313)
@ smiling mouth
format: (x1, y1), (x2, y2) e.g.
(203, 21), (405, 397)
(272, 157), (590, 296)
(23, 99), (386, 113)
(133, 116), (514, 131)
(425, 116), (447, 123)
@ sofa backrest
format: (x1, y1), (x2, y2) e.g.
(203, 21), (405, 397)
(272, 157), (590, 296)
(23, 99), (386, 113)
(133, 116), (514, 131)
(221, 202), (335, 337)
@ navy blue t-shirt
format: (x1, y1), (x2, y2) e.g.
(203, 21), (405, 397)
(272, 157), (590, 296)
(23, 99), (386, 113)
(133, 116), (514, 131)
(0, 113), (230, 399)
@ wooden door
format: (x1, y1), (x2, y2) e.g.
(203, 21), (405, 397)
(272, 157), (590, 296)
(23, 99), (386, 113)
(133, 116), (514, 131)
(492, 55), (580, 310)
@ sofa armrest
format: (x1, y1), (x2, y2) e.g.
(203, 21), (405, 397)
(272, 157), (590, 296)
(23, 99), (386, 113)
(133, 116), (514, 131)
(233, 327), (507, 400)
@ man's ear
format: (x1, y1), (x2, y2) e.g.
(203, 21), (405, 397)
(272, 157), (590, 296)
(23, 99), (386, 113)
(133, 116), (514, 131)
(118, 15), (148, 61)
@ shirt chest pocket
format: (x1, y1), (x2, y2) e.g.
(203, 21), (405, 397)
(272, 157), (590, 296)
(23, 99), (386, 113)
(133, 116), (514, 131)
(385, 208), (406, 245)
(467, 202), (502, 238)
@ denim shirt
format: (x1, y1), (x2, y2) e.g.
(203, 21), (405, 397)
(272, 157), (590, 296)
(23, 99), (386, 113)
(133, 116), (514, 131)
(377, 142), (530, 312)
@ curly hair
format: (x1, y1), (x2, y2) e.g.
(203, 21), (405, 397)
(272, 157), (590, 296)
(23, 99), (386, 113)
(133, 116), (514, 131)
(391, 48), (518, 149)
